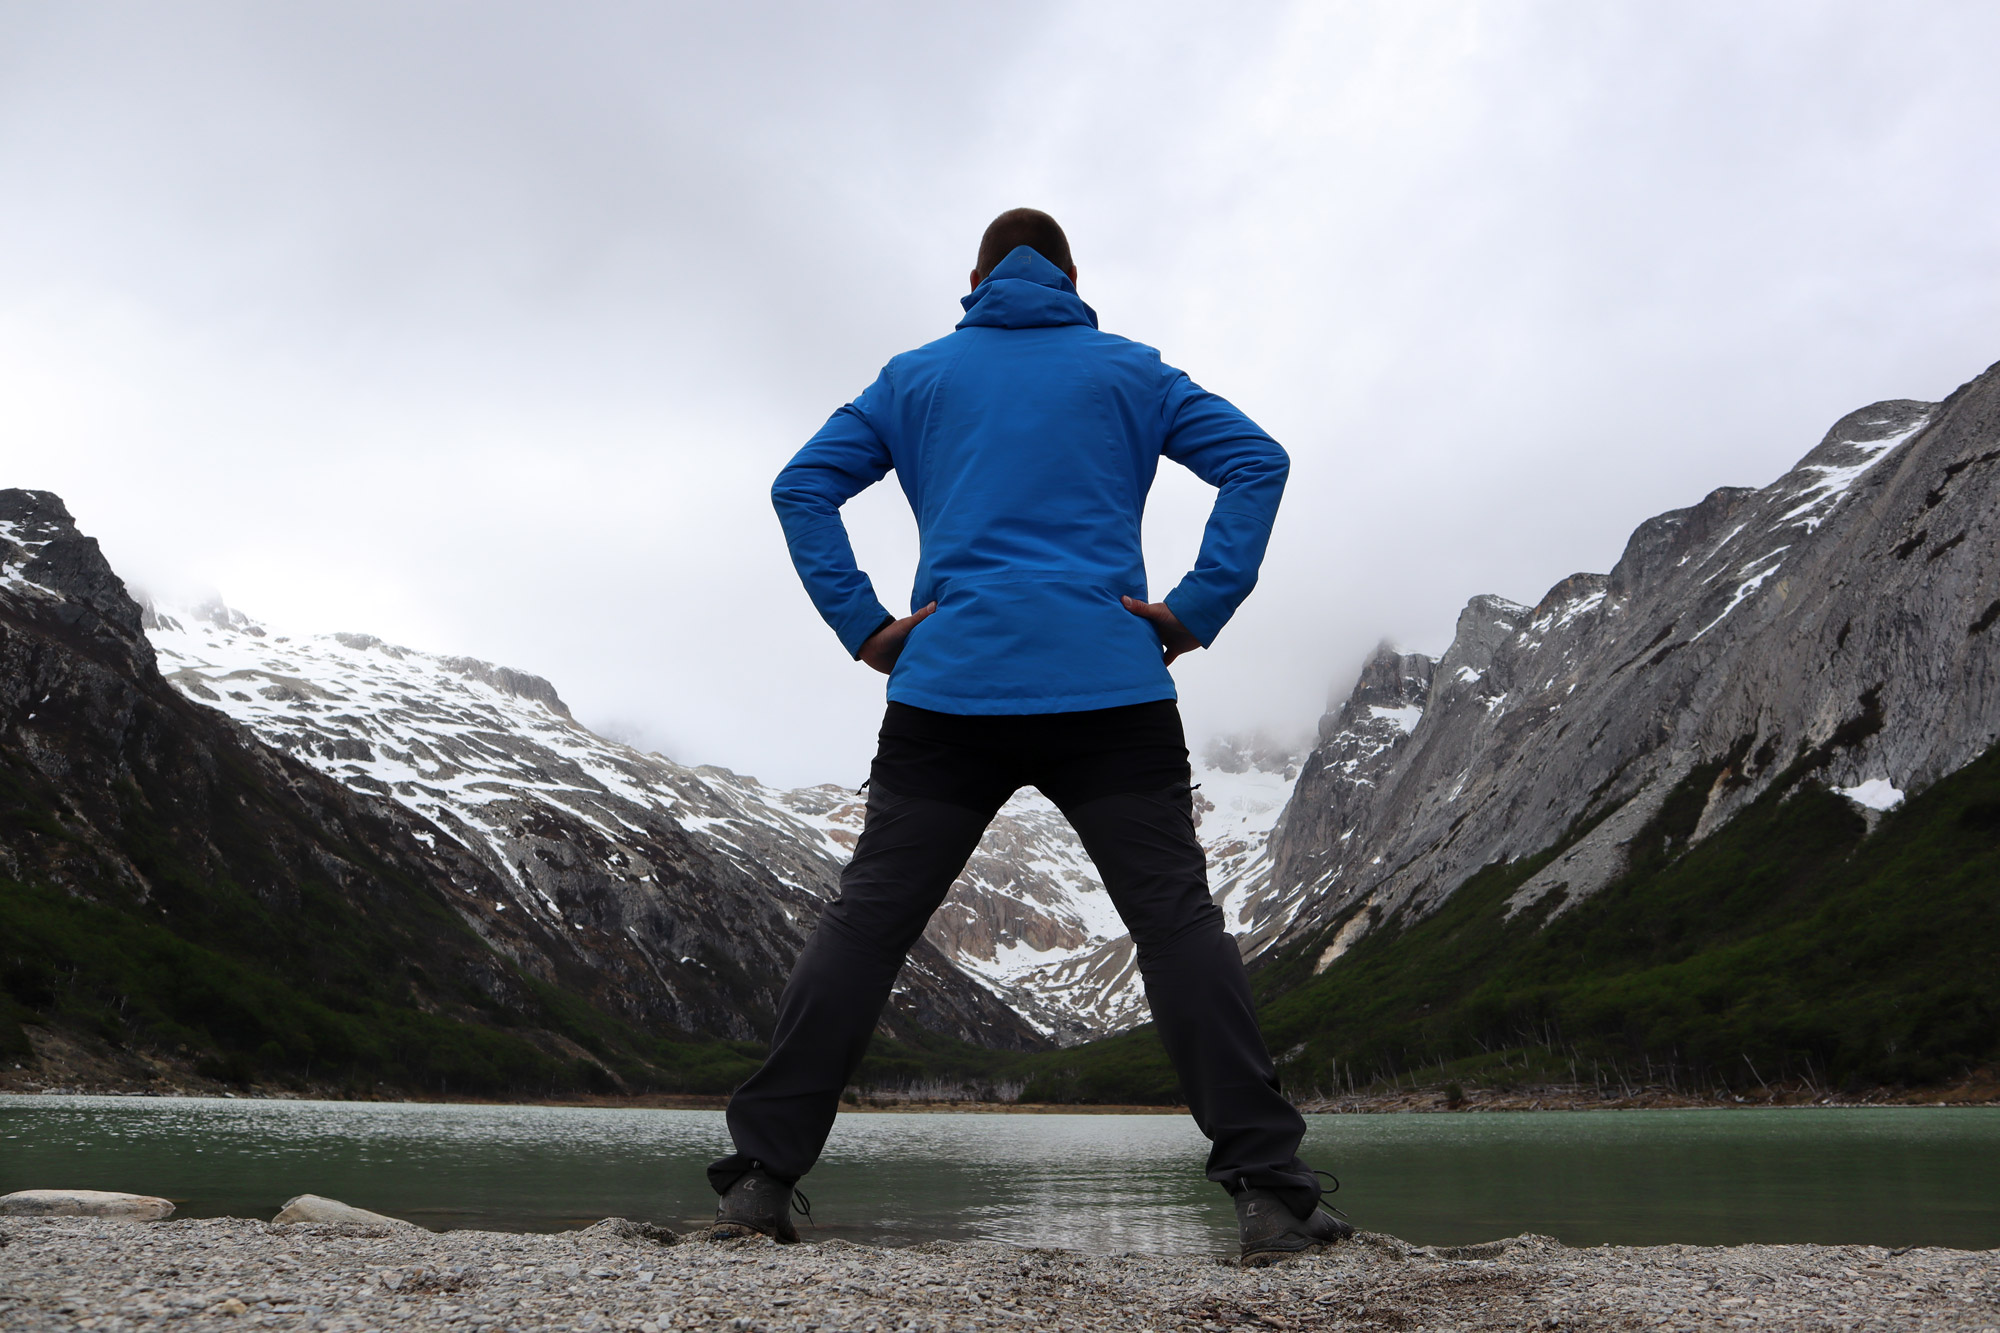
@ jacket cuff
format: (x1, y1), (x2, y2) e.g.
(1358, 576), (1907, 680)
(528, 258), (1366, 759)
(1164, 587), (1227, 649)
(839, 608), (897, 660)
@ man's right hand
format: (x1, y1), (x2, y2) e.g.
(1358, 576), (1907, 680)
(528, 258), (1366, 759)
(1122, 596), (1203, 665)
(858, 603), (937, 675)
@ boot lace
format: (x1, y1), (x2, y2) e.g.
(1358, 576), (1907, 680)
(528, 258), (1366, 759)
(1315, 1168), (1349, 1219)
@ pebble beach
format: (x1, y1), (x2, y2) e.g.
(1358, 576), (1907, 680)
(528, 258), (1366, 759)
(5, 1215), (1998, 1332)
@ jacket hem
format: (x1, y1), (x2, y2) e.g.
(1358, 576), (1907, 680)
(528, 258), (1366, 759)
(886, 680), (1177, 716)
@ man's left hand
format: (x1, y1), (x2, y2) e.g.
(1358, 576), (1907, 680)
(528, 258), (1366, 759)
(1122, 596), (1202, 666)
(859, 602), (936, 675)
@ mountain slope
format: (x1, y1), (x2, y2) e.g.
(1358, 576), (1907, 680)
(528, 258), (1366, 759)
(1010, 360), (2000, 1102)
(0, 489), (745, 1093)
(0, 489), (1036, 1095)
(1269, 367), (1999, 962)
(143, 602), (1301, 1045)
(142, 602), (1036, 1050)
(1014, 726), (2000, 1104)
(1247, 734), (2000, 1095)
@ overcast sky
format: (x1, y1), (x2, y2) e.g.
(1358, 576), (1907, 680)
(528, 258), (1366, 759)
(3, 2), (1996, 786)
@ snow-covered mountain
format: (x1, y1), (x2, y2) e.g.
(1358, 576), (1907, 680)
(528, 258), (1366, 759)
(140, 601), (1037, 1050)
(132, 363), (2000, 1050)
(954, 734), (1305, 1037)
(144, 603), (1301, 1044)
(1266, 364), (2000, 966)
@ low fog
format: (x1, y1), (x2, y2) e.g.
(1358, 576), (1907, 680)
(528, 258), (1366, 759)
(3, 2), (1996, 786)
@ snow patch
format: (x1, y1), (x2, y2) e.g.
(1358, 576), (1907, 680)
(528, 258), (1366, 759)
(1835, 778), (1904, 812)
(1368, 704), (1423, 735)
(1549, 590), (1607, 630)
(1778, 415), (1930, 533)
(1692, 548), (1789, 640)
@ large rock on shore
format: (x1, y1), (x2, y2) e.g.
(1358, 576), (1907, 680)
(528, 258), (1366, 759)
(272, 1194), (411, 1227)
(0, 1189), (174, 1220)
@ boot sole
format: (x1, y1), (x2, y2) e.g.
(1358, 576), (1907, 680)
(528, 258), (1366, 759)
(708, 1221), (798, 1243)
(1240, 1242), (1329, 1267)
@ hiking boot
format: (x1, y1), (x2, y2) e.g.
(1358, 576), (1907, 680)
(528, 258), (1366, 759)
(712, 1167), (804, 1242)
(1235, 1187), (1354, 1266)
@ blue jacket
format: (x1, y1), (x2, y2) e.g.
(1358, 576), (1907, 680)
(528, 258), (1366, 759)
(771, 246), (1288, 715)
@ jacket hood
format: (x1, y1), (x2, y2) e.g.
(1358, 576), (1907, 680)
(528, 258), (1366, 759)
(956, 245), (1099, 331)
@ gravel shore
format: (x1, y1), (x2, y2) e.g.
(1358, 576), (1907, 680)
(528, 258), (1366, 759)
(4, 1216), (1996, 1332)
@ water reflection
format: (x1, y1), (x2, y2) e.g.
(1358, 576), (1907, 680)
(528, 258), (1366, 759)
(814, 1114), (1226, 1253)
(3, 1096), (1995, 1252)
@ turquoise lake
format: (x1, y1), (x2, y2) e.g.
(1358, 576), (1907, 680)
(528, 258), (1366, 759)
(3, 1096), (1996, 1254)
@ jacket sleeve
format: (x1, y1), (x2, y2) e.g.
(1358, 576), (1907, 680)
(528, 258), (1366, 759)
(1157, 372), (1290, 647)
(771, 377), (898, 659)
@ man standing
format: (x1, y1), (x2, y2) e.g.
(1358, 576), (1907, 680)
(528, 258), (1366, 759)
(710, 209), (1349, 1264)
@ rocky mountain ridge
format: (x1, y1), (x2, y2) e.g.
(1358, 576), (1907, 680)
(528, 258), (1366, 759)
(17, 357), (1993, 1094)
(143, 600), (1302, 1044)
(1266, 361), (2000, 968)
(0, 487), (1038, 1088)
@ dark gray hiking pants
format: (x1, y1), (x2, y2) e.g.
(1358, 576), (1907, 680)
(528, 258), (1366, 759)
(709, 700), (1318, 1211)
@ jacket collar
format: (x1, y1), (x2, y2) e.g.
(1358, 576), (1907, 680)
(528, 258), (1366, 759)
(956, 246), (1099, 330)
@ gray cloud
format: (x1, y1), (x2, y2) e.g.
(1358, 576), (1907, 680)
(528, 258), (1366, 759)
(3, 1), (1996, 786)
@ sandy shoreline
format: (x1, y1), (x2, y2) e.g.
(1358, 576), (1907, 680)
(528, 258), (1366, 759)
(5, 1216), (1996, 1332)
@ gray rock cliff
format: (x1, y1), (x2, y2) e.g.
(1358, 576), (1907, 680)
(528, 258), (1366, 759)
(1268, 363), (2000, 964)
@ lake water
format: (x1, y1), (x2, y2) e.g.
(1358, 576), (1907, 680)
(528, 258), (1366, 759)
(4, 1096), (1996, 1254)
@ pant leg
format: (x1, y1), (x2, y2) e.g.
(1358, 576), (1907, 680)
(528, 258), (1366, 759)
(1057, 783), (1320, 1212)
(709, 783), (996, 1191)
